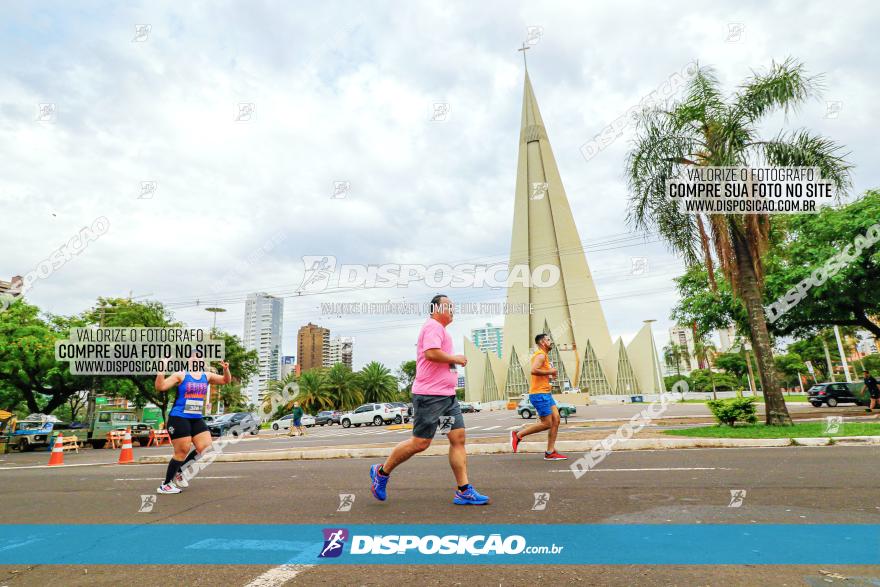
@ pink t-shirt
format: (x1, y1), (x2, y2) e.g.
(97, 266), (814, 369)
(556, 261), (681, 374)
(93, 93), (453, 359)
(412, 318), (458, 396)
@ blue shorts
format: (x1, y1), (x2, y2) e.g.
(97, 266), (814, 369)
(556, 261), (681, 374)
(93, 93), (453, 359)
(293, 418), (302, 427)
(529, 393), (557, 417)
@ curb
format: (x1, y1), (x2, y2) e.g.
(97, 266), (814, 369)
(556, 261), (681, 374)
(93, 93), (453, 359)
(134, 435), (880, 465)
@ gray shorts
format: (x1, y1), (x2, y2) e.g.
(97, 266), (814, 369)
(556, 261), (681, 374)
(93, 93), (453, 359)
(412, 394), (465, 439)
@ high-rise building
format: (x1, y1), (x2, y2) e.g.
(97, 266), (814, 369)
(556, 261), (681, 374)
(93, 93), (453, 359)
(463, 67), (665, 401)
(242, 293), (283, 406)
(471, 323), (503, 357)
(298, 323), (329, 372)
(325, 337), (354, 369)
(667, 325), (697, 374)
(0, 275), (23, 296)
(856, 330), (878, 356)
(281, 355), (297, 379)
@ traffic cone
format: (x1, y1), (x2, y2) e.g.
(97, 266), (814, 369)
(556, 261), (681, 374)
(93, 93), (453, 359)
(48, 434), (65, 466)
(117, 428), (134, 464)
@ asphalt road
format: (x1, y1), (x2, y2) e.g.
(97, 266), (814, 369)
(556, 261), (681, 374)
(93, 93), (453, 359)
(1, 402), (834, 468)
(2, 445), (880, 585)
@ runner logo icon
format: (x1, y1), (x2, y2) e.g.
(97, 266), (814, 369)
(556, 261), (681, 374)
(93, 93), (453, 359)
(319, 528), (349, 558)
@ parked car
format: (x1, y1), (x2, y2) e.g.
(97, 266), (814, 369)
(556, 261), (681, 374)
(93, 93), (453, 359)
(517, 398), (577, 419)
(459, 402), (482, 413)
(807, 382), (869, 407)
(385, 403), (411, 423)
(203, 414), (220, 425)
(208, 412), (259, 437)
(271, 414), (294, 430)
(340, 403), (402, 428)
(315, 410), (341, 426)
(301, 414), (316, 427)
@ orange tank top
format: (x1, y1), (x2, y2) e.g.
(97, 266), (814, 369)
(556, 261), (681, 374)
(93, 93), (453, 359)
(530, 350), (552, 393)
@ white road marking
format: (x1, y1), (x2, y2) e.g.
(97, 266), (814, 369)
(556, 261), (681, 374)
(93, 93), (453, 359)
(481, 426), (501, 430)
(550, 467), (729, 472)
(115, 476), (244, 481)
(243, 564), (314, 587)
(505, 426), (520, 430)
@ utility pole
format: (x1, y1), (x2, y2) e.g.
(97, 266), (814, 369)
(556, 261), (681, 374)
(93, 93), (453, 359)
(834, 325), (852, 383)
(822, 335), (835, 382)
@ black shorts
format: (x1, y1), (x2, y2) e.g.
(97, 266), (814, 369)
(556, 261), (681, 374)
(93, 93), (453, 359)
(167, 415), (209, 440)
(870, 389), (880, 400)
(411, 394), (465, 439)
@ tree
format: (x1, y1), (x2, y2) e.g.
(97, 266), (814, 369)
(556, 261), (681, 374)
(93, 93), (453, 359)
(663, 343), (688, 377)
(358, 362), (398, 404)
(714, 352), (748, 379)
(0, 300), (90, 415)
(396, 360), (417, 394)
(291, 369), (334, 413)
(773, 353), (807, 388)
(626, 58), (851, 424)
(325, 363), (362, 410)
(693, 338), (718, 399)
(763, 190), (880, 339)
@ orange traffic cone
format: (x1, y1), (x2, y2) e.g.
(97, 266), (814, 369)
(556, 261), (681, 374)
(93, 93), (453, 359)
(117, 428), (134, 464)
(48, 434), (65, 466)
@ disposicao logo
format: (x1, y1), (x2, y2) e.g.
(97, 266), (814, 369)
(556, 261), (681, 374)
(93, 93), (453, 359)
(318, 528), (348, 558)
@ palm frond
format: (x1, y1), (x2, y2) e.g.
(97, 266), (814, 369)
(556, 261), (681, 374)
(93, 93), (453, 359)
(753, 129), (853, 196)
(733, 57), (822, 123)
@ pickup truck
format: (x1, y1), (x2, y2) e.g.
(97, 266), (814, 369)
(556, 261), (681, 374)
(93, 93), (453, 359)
(5, 410), (154, 451)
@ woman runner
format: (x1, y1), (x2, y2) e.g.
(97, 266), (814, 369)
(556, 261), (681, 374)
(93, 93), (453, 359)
(155, 358), (231, 494)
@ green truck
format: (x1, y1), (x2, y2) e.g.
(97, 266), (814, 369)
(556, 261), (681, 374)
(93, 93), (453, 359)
(6, 410), (155, 451)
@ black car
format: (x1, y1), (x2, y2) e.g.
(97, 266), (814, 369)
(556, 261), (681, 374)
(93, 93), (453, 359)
(208, 412), (260, 437)
(807, 382), (869, 407)
(315, 410), (341, 426)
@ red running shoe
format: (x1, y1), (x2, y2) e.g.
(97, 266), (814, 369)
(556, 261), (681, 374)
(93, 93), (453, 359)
(511, 430), (521, 453)
(543, 450), (568, 461)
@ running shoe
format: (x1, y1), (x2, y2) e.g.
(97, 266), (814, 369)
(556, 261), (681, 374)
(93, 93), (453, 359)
(157, 483), (181, 494)
(370, 464), (389, 501)
(510, 430), (521, 453)
(453, 485), (490, 505)
(174, 472), (189, 488)
(543, 451), (568, 461)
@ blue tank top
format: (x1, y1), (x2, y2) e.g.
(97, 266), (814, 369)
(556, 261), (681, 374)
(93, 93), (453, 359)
(169, 372), (209, 419)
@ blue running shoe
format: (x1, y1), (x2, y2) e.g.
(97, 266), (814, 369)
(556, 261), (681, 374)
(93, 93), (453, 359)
(370, 463), (388, 501)
(453, 484), (490, 505)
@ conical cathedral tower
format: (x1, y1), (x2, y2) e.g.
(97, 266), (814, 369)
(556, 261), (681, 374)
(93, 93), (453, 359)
(464, 67), (664, 401)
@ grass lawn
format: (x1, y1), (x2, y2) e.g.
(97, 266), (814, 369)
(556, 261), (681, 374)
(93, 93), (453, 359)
(677, 395), (809, 403)
(663, 421), (880, 438)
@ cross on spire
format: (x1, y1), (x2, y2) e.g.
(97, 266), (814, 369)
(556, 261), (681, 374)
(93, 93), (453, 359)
(517, 42), (530, 69)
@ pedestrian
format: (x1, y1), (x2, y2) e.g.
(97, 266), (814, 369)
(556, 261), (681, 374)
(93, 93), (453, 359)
(369, 294), (490, 505)
(863, 370), (880, 413)
(155, 357), (232, 494)
(289, 402), (305, 437)
(510, 334), (568, 460)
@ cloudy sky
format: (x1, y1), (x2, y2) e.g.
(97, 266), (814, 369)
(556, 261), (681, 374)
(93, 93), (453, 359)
(2, 1), (877, 372)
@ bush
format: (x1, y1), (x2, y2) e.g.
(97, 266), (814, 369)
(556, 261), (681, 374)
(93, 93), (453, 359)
(706, 397), (758, 426)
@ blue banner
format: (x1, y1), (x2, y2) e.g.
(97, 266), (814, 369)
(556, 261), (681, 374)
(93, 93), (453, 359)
(0, 524), (878, 565)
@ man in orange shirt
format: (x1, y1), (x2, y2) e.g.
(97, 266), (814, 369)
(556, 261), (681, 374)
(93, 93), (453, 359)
(510, 333), (567, 460)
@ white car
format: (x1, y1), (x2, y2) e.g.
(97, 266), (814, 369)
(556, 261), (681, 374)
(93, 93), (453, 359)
(271, 414), (316, 430)
(340, 403), (402, 428)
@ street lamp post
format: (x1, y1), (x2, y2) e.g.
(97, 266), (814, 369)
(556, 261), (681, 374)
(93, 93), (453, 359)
(205, 307), (226, 332)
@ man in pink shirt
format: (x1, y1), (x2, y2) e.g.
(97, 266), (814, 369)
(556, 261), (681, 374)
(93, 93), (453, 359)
(370, 294), (491, 505)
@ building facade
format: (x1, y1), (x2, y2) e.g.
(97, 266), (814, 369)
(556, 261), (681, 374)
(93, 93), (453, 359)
(281, 355), (297, 379)
(242, 293), (283, 406)
(667, 325), (697, 374)
(471, 323), (503, 357)
(298, 323), (330, 372)
(325, 336), (354, 369)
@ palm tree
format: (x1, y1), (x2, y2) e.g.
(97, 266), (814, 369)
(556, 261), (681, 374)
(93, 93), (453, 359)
(693, 338), (718, 400)
(358, 362), (398, 404)
(325, 363), (363, 410)
(626, 58), (851, 425)
(663, 343), (688, 377)
(283, 369), (332, 414)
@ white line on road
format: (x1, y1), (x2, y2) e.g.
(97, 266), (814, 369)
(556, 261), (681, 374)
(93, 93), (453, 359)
(550, 467), (730, 472)
(114, 476), (244, 481)
(244, 564), (314, 587)
(481, 426), (501, 430)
